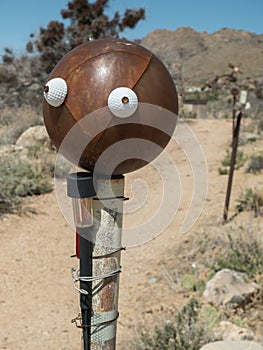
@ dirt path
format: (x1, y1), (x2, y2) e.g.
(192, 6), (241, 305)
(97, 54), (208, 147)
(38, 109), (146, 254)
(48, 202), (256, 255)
(0, 118), (261, 350)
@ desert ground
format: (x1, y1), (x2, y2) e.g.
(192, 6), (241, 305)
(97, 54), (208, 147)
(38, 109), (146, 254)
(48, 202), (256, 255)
(0, 118), (262, 349)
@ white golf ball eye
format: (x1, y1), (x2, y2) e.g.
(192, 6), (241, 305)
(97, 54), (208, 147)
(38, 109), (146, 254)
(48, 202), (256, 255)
(43, 77), (68, 107)
(107, 87), (138, 118)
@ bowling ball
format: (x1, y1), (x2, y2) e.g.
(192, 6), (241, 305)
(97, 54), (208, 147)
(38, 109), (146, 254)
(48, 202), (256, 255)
(43, 38), (178, 175)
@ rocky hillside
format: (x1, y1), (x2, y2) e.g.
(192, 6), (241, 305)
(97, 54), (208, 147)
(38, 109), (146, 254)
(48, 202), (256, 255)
(141, 27), (263, 87)
(1, 27), (263, 109)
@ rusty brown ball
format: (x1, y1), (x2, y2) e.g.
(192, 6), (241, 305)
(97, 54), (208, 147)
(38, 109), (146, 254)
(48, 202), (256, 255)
(43, 38), (178, 175)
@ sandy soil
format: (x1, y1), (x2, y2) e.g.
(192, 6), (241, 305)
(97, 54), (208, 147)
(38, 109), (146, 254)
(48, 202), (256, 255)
(0, 118), (262, 349)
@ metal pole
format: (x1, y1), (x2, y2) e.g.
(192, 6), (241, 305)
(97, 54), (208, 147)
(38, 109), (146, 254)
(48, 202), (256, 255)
(78, 226), (93, 349)
(89, 175), (124, 349)
(223, 111), (242, 222)
(68, 174), (124, 349)
(232, 95), (237, 143)
(67, 173), (96, 350)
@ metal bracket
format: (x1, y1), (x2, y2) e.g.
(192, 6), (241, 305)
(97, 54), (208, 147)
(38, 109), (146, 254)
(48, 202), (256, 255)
(71, 267), (122, 295)
(71, 312), (119, 329)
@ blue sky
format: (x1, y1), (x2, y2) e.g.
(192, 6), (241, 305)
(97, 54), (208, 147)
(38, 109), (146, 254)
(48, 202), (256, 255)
(0, 0), (262, 56)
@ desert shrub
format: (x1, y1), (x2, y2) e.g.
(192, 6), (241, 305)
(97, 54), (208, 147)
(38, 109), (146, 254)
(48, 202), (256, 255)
(221, 148), (247, 170)
(180, 110), (197, 119)
(205, 90), (219, 101)
(218, 167), (228, 175)
(214, 231), (263, 278)
(236, 187), (263, 216)
(181, 274), (206, 295)
(189, 226), (263, 279)
(0, 65), (18, 86)
(245, 154), (263, 173)
(0, 106), (43, 145)
(0, 155), (53, 214)
(0, 54), (44, 109)
(136, 300), (212, 350)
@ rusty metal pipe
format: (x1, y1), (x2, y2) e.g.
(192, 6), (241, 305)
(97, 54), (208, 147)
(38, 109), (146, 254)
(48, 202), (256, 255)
(223, 111), (242, 222)
(89, 175), (124, 349)
(68, 173), (124, 349)
(78, 227), (93, 349)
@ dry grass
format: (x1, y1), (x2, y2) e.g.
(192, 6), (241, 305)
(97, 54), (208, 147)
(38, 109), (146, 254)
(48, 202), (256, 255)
(0, 105), (42, 145)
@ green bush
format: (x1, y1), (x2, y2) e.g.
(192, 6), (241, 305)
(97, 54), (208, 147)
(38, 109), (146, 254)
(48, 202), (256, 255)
(245, 154), (263, 173)
(221, 148), (247, 170)
(181, 274), (206, 295)
(214, 232), (263, 278)
(205, 90), (219, 101)
(0, 106), (42, 145)
(136, 300), (212, 350)
(0, 155), (53, 214)
(235, 187), (263, 217)
(218, 167), (228, 175)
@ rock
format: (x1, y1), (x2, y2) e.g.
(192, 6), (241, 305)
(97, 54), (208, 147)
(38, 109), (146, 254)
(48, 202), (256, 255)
(203, 269), (260, 307)
(213, 321), (254, 341)
(238, 133), (259, 146)
(245, 133), (259, 142)
(147, 277), (158, 284)
(244, 156), (263, 173)
(16, 125), (52, 149)
(200, 341), (263, 350)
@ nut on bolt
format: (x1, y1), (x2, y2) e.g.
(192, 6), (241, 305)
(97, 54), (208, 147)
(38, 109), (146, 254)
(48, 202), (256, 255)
(230, 85), (240, 96)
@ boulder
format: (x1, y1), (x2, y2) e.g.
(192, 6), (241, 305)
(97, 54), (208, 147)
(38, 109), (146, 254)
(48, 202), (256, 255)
(213, 321), (254, 341)
(203, 269), (260, 307)
(200, 341), (263, 350)
(16, 125), (52, 149)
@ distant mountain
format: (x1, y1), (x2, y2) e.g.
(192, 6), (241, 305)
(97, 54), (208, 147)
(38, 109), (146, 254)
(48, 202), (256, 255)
(140, 27), (263, 87)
